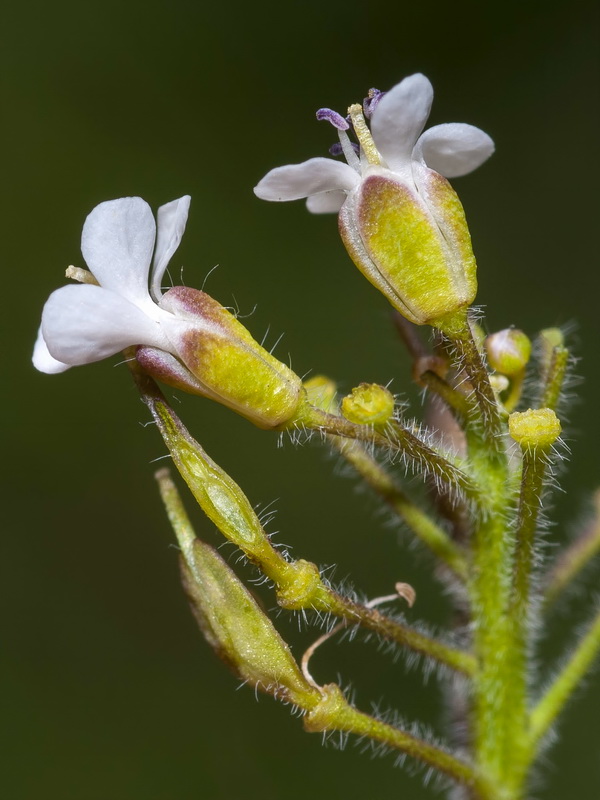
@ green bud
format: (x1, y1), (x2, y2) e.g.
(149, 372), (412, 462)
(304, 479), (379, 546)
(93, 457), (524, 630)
(341, 383), (395, 426)
(137, 287), (305, 429)
(539, 327), (564, 350)
(303, 375), (338, 413)
(508, 407), (561, 450)
(485, 328), (532, 376)
(181, 538), (320, 706)
(339, 171), (477, 327)
(276, 559), (323, 610)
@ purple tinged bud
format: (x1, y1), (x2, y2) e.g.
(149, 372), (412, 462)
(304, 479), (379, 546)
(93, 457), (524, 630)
(316, 107), (350, 130)
(485, 328), (532, 376)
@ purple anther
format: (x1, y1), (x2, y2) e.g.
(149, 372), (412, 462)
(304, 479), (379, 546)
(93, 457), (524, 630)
(329, 141), (359, 157)
(316, 107), (350, 130)
(363, 88), (385, 119)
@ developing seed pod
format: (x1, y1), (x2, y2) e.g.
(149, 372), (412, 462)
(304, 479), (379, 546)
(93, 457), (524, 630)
(181, 537), (321, 707)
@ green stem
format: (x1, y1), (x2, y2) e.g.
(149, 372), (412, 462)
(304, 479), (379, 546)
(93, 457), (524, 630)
(420, 369), (472, 421)
(543, 489), (600, 607)
(333, 436), (468, 579)
(539, 345), (568, 411)
(129, 360), (473, 675)
(155, 467), (196, 559)
(303, 406), (480, 504)
(438, 312), (504, 453)
(503, 368), (526, 413)
(318, 586), (477, 676)
(528, 606), (600, 752)
(304, 685), (498, 799)
(501, 447), (551, 788)
(469, 490), (515, 787)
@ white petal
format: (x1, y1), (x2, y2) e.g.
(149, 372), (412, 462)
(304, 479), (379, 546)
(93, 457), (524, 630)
(254, 158), (359, 202)
(81, 197), (156, 309)
(413, 123), (495, 178)
(151, 195), (191, 302)
(32, 326), (71, 373)
(41, 284), (171, 366)
(306, 190), (346, 214)
(371, 74), (433, 170)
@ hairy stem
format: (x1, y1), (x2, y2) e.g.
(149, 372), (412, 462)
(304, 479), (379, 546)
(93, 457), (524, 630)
(332, 436), (468, 578)
(305, 685), (499, 799)
(420, 369), (472, 421)
(543, 489), (600, 607)
(539, 345), (569, 411)
(528, 606), (600, 753)
(129, 360), (473, 675)
(303, 406), (480, 504)
(438, 313), (504, 453)
(503, 446), (552, 789)
(317, 586), (477, 676)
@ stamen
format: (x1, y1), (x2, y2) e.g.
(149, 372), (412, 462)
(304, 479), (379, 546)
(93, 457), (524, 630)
(329, 140), (359, 158)
(337, 129), (361, 172)
(65, 265), (99, 286)
(348, 103), (381, 165)
(316, 107), (350, 131)
(363, 88), (385, 119)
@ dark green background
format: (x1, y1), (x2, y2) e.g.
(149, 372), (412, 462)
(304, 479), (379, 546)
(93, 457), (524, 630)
(3, 1), (599, 798)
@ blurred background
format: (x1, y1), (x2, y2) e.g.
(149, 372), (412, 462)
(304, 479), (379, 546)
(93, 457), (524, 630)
(2, 0), (599, 797)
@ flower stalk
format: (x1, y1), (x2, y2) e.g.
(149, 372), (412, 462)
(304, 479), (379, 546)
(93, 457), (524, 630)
(301, 403), (479, 504)
(543, 490), (600, 606)
(528, 607), (600, 753)
(133, 362), (474, 674)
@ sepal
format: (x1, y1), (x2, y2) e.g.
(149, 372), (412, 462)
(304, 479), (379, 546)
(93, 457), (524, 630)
(138, 286), (306, 429)
(339, 170), (477, 326)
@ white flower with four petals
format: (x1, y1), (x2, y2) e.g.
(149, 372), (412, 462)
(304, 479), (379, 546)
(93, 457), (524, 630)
(255, 74), (494, 326)
(33, 196), (192, 374)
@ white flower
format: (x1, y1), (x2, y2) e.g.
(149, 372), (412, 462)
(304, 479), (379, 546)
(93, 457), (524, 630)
(32, 195), (305, 428)
(253, 73), (494, 215)
(33, 196), (192, 374)
(254, 74), (494, 327)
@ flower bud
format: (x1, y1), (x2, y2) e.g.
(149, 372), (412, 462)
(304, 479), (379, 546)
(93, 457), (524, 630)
(303, 375), (338, 413)
(538, 327), (567, 380)
(485, 328), (532, 376)
(338, 169), (477, 327)
(508, 408), (561, 450)
(539, 328), (564, 350)
(181, 538), (320, 706)
(137, 287), (305, 429)
(489, 374), (510, 395)
(341, 383), (395, 425)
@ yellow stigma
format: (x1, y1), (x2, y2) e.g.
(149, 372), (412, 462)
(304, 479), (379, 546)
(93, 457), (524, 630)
(348, 103), (381, 165)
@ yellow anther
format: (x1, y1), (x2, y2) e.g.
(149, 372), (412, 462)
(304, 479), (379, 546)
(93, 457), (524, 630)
(65, 265), (99, 286)
(348, 103), (382, 165)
